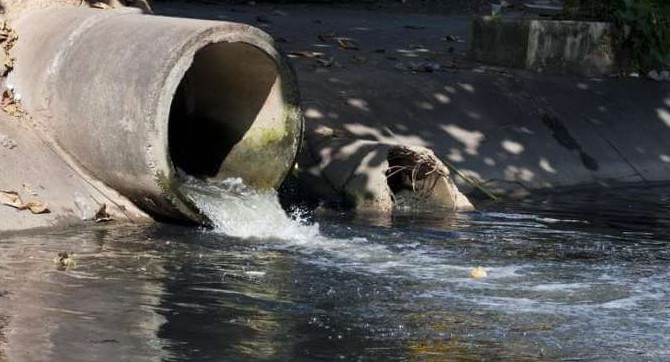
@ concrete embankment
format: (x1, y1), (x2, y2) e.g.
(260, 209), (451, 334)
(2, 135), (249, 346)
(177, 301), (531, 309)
(1, 5), (303, 231)
(155, 3), (670, 198)
(1, 3), (669, 231)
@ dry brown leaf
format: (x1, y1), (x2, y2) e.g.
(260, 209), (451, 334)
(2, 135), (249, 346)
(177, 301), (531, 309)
(21, 200), (50, 214)
(0, 190), (23, 209)
(336, 38), (359, 50)
(90, 2), (112, 9)
(94, 203), (113, 223)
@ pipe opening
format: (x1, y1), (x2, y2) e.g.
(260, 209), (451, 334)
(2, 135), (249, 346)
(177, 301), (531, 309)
(168, 41), (281, 180)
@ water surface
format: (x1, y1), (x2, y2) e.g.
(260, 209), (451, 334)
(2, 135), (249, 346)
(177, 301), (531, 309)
(1, 184), (669, 361)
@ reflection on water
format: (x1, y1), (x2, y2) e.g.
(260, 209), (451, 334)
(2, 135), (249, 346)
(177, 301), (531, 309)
(0, 184), (669, 360)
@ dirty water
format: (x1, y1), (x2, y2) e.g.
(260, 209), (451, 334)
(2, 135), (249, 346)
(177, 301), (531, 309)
(0, 183), (669, 361)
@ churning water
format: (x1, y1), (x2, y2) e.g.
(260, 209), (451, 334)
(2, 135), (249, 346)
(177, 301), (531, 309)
(0, 183), (669, 360)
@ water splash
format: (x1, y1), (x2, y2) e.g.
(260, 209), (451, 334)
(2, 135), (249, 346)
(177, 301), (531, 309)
(181, 177), (320, 240)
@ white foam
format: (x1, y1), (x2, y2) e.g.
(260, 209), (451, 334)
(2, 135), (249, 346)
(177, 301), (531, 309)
(181, 177), (320, 241)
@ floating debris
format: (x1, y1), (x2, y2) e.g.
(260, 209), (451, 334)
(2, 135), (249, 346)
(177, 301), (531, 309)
(54, 251), (76, 269)
(469, 266), (488, 279)
(94, 203), (114, 223)
(404, 25), (426, 30)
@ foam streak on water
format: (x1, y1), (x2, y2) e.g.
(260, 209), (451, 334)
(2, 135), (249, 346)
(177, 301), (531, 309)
(181, 177), (320, 240)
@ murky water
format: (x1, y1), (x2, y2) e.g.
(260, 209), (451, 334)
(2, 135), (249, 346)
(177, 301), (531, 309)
(1, 183), (669, 361)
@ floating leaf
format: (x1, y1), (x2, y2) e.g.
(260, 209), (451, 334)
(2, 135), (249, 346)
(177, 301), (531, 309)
(53, 251), (76, 269)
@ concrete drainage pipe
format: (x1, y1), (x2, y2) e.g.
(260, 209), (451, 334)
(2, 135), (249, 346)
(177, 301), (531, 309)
(9, 8), (303, 223)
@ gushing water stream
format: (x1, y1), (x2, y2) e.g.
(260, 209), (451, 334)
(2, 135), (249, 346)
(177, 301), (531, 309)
(181, 177), (320, 240)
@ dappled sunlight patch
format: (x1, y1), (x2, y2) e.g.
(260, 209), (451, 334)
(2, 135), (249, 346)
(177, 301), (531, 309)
(501, 140), (525, 155)
(415, 101), (434, 110)
(433, 92), (451, 104)
(657, 108), (670, 127)
(446, 148), (465, 163)
(539, 157), (557, 173)
(465, 110), (482, 120)
(504, 165), (535, 182)
(458, 82), (475, 93)
(346, 98), (370, 112)
(441, 124), (485, 155)
(304, 107), (324, 119)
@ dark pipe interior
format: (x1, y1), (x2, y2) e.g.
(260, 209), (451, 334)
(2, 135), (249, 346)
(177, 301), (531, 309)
(168, 42), (279, 179)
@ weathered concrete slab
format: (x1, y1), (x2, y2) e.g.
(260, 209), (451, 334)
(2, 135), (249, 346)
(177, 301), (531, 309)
(0, 114), (148, 232)
(153, 3), (668, 197)
(470, 17), (616, 76)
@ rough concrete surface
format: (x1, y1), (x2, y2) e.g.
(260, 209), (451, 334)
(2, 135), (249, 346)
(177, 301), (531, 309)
(155, 2), (670, 197)
(0, 113), (148, 232)
(8, 7), (302, 224)
(2, 1), (670, 231)
(470, 17), (616, 76)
